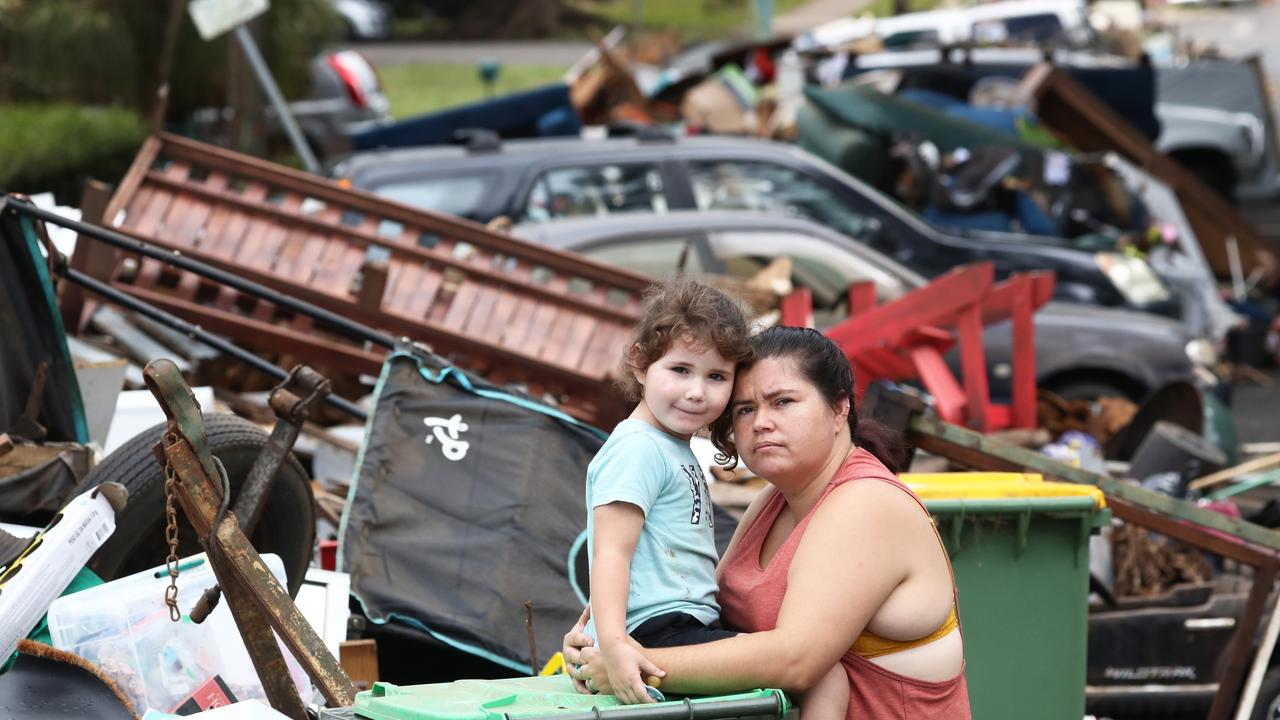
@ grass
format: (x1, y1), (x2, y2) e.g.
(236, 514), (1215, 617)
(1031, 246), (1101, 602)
(379, 63), (572, 119)
(863, 0), (946, 18)
(571, 0), (810, 41)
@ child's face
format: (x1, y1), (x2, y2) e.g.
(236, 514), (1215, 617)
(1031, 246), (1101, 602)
(632, 336), (736, 440)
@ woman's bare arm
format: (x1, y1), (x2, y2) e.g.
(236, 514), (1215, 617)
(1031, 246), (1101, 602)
(606, 482), (913, 694)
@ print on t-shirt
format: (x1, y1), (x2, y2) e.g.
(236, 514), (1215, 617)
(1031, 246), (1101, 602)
(680, 464), (712, 527)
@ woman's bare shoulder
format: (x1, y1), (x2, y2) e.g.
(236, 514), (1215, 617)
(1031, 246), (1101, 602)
(812, 478), (926, 538)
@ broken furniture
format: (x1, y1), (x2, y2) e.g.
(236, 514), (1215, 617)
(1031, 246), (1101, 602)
(1018, 63), (1275, 281)
(783, 263), (1052, 432)
(61, 134), (651, 428)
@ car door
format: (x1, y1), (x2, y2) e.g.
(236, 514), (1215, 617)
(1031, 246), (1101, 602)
(514, 158), (689, 224)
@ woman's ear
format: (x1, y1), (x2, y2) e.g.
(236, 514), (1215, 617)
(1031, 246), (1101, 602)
(833, 396), (851, 431)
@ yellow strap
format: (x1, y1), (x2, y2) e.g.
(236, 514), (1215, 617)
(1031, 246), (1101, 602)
(851, 606), (959, 659)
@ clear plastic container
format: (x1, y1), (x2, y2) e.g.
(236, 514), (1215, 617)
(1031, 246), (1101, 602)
(48, 553), (309, 715)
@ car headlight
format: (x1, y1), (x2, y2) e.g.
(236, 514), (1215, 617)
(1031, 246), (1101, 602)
(1185, 338), (1219, 368)
(1095, 252), (1171, 306)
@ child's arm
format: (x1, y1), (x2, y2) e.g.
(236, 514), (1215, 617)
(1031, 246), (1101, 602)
(591, 501), (665, 705)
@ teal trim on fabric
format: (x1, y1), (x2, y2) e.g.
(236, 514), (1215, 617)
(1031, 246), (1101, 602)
(17, 216), (89, 444)
(352, 590), (533, 675)
(341, 350), (609, 670)
(567, 529), (589, 607)
(401, 351), (607, 441)
(336, 358), (393, 573)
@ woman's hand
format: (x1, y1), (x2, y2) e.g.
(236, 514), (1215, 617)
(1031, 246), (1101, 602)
(562, 606), (595, 695)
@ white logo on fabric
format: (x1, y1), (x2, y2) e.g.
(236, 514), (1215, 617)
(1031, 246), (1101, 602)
(424, 414), (470, 461)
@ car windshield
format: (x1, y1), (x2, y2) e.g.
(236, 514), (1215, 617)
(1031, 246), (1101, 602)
(372, 174), (492, 220)
(688, 160), (882, 243)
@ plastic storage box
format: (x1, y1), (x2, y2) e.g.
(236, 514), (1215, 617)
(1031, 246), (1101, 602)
(47, 553), (309, 715)
(903, 472), (1110, 720)
(323, 676), (788, 720)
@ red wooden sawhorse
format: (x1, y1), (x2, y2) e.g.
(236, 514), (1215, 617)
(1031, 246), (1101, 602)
(780, 263), (1053, 433)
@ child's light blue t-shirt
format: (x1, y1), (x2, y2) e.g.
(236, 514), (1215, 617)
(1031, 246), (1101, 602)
(585, 419), (720, 639)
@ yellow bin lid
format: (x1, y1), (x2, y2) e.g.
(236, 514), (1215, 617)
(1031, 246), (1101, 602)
(902, 472), (1106, 510)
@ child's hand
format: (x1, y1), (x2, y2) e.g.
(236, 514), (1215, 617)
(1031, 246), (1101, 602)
(601, 642), (664, 705)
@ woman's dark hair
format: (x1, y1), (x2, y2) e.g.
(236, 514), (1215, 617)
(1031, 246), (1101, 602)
(617, 276), (754, 403)
(709, 326), (906, 473)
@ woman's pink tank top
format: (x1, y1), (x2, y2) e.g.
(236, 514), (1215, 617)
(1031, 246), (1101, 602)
(718, 448), (971, 720)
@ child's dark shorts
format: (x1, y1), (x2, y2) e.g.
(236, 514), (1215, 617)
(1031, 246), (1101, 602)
(631, 612), (738, 648)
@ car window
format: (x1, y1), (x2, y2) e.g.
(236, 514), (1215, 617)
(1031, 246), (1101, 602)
(581, 235), (703, 278)
(707, 230), (914, 327)
(371, 174), (493, 219)
(974, 14), (1064, 44)
(688, 160), (883, 245)
(525, 164), (668, 222)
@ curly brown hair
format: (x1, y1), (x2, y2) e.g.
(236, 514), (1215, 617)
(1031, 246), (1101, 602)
(617, 277), (754, 403)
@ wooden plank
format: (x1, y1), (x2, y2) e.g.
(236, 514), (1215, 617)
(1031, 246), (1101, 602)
(155, 133), (652, 291)
(1018, 63), (1273, 278)
(1188, 451), (1280, 492)
(142, 169), (644, 323)
(908, 412), (1280, 552)
(539, 309), (577, 365)
(442, 281), (480, 331)
(462, 285), (500, 337)
(558, 315), (598, 369)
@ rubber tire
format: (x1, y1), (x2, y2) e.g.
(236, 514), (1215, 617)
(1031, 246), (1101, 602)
(1251, 666), (1280, 720)
(1048, 380), (1139, 403)
(77, 413), (315, 597)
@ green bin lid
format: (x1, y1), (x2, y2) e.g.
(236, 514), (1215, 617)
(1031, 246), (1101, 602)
(352, 676), (788, 720)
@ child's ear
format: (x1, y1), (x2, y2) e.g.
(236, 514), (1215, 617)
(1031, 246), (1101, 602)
(629, 344), (646, 387)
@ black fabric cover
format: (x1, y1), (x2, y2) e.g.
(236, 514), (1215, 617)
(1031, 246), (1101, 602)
(342, 351), (609, 672)
(342, 351), (737, 673)
(0, 210), (85, 444)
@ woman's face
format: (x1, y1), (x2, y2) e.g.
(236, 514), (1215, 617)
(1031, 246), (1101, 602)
(730, 356), (848, 487)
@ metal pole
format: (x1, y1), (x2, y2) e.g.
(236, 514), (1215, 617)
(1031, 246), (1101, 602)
(7, 200), (397, 351)
(62, 267), (368, 421)
(232, 24), (321, 175)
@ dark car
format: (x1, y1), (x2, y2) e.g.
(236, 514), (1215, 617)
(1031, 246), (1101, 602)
(333, 133), (1178, 318)
(511, 211), (1210, 401)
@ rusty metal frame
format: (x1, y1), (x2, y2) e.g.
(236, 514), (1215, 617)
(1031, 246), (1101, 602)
(145, 358), (356, 716)
(900, 409), (1280, 720)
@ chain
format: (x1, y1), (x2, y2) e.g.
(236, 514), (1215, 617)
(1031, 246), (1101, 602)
(163, 460), (181, 622)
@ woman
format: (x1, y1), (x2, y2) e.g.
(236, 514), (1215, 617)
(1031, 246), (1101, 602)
(564, 326), (971, 719)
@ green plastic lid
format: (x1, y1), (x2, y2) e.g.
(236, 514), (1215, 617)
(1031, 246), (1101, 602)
(352, 676), (788, 720)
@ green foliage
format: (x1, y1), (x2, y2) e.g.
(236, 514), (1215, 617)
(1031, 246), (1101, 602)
(0, 104), (146, 198)
(572, 0), (808, 41)
(380, 63), (570, 119)
(0, 0), (343, 118)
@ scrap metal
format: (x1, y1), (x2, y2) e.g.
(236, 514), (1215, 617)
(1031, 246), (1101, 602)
(145, 358), (356, 716)
(68, 134), (651, 427)
(1017, 63), (1274, 280)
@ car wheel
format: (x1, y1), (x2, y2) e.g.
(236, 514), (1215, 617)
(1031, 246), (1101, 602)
(1251, 667), (1280, 720)
(1048, 380), (1138, 402)
(76, 413), (315, 597)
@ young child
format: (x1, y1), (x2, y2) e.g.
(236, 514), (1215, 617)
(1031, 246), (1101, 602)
(583, 277), (849, 718)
